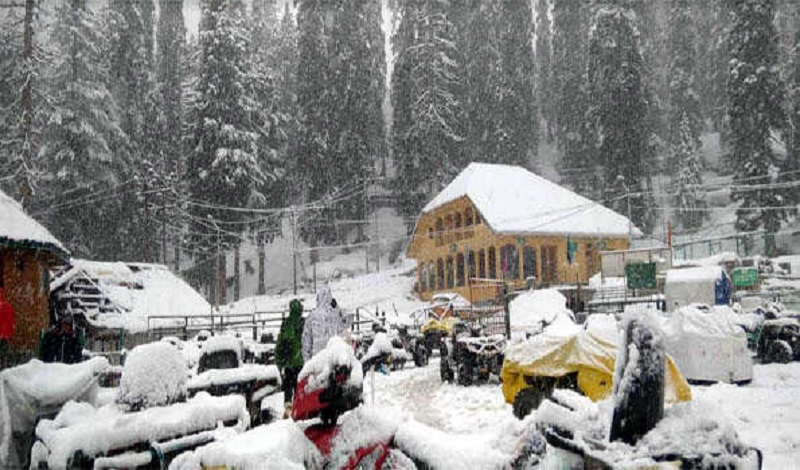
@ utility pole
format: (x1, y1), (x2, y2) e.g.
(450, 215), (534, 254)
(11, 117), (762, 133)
(364, 177), (369, 274)
(291, 208), (297, 295)
(213, 219), (221, 309)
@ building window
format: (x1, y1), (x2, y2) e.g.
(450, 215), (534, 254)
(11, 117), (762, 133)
(541, 245), (557, 286)
(478, 249), (486, 278)
(446, 256), (454, 288)
(500, 244), (519, 279)
(467, 250), (476, 281)
(429, 262), (436, 292)
(444, 214), (453, 242)
(488, 247), (496, 279)
(420, 265), (428, 292)
(465, 208), (474, 226)
(437, 259), (445, 290)
(454, 213), (462, 240)
(475, 211), (482, 224)
(456, 253), (465, 286)
(436, 218), (443, 244)
(428, 227), (433, 239)
(523, 246), (537, 282)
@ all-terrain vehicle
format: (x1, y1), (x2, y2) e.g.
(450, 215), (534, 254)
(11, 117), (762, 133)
(756, 317), (800, 363)
(187, 335), (281, 426)
(439, 320), (506, 386)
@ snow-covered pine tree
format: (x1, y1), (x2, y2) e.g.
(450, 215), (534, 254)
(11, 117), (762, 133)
(728, 0), (789, 255)
(295, 0), (331, 229)
(188, 0), (268, 300)
(536, 0), (553, 142)
(392, 0), (463, 218)
(326, 0), (386, 240)
(668, 0), (705, 231)
(106, 0), (162, 262)
(37, 0), (127, 258)
(786, 3), (800, 209)
(586, 4), (655, 234)
(552, 0), (592, 194)
(0, 0), (42, 204)
(696, 0), (731, 135)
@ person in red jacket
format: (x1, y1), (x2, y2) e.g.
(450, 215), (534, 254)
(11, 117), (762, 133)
(0, 287), (16, 362)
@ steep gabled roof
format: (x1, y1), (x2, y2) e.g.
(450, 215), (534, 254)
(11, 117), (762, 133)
(422, 162), (641, 237)
(0, 189), (68, 258)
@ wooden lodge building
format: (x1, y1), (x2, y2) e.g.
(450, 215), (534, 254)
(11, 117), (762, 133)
(0, 190), (69, 356)
(406, 163), (640, 304)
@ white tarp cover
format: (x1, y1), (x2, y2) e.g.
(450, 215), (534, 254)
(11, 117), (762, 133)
(664, 267), (726, 311)
(662, 306), (753, 383)
(0, 357), (109, 468)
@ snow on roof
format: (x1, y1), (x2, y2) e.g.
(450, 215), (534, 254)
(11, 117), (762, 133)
(665, 266), (726, 284)
(0, 189), (67, 257)
(421, 162), (640, 237)
(52, 260), (212, 333)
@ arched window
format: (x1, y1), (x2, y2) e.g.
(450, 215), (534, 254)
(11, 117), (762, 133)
(420, 265), (428, 292)
(429, 262), (436, 292)
(444, 214), (453, 242)
(456, 253), (465, 286)
(478, 249), (486, 278)
(467, 250), (476, 281)
(488, 247), (497, 279)
(437, 259), (445, 290)
(523, 246), (537, 282)
(465, 208), (474, 226)
(446, 256), (454, 288)
(436, 218), (443, 244)
(454, 213), (462, 240)
(500, 244), (519, 279)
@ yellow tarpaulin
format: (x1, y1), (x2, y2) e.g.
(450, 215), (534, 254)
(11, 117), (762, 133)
(421, 316), (457, 335)
(501, 330), (692, 405)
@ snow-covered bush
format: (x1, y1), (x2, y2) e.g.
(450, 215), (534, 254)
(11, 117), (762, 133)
(117, 342), (188, 410)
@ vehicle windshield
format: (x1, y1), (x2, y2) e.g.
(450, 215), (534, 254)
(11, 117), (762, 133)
(198, 350), (239, 373)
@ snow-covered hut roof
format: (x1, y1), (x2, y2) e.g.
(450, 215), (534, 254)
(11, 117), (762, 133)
(665, 266), (726, 285)
(0, 189), (68, 258)
(422, 162), (641, 237)
(50, 260), (212, 333)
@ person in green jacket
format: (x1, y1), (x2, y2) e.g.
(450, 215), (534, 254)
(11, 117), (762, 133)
(276, 299), (304, 416)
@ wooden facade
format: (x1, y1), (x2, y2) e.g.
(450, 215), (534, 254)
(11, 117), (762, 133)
(407, 196), (629, 303)
(0, 247), (63, 353)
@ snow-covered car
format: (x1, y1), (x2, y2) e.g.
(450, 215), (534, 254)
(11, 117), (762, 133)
(29, 342), (249, 469)
(187, 335), (281, 426)
(662, 305), (754, 384)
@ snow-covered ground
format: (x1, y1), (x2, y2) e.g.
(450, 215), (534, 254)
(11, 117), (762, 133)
(355, 358), (800, 468)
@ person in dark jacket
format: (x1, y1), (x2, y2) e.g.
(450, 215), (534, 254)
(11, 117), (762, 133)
(41, 315), (82, 364)
(276, 299), (304, 417)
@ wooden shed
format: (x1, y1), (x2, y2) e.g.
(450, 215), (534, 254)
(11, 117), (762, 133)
(0, 190), (69, 356)
(406, 163), (639, 303)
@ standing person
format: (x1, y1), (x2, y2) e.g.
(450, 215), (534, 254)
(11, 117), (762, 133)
(302, 284), (349, 361)
(0, 287), (16, 367)
(276, 299), (304, 418)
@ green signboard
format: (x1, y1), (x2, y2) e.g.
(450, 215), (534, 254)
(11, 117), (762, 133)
(732, 267), (759, 288)
(625, 262), (657, 290)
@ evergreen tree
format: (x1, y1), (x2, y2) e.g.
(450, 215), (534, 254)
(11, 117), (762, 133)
(188, 0), (270, 300)
(786, 2), (800, 208)
(38, 0), (126, 257)
(668, 0), (705, 230)
(536, 0), (553, 141)
(728, 0), (789, 255)
(0, 0), (42, 204)
(696, 0), (731, 134)
(552, 0), (592, 193)
(586, 5), (655, 233)
(392, 0), (463, 218)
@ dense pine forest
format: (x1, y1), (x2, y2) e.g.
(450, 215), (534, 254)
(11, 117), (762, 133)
(1, 0), (799, 297)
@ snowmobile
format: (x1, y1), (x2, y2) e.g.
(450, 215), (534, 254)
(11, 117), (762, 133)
(439, 320), (506, 386)
(529, 316), (763, 469)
